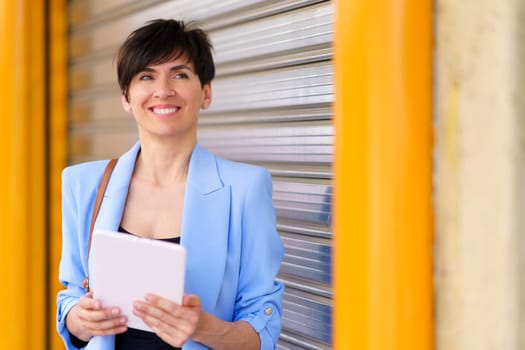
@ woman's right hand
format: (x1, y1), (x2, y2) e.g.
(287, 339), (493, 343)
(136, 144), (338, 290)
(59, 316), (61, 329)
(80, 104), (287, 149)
(66, 291), (128, 342)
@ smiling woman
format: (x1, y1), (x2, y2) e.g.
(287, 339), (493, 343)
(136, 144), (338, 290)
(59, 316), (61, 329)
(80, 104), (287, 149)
(122, 59), (211, 141)
(57, 19), (284, 350)
(63, 1), (337, 348)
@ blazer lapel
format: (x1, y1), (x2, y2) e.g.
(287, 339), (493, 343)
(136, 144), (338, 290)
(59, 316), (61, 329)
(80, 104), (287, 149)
(181, 145), (230, 313)
(94, 142), (140, 232)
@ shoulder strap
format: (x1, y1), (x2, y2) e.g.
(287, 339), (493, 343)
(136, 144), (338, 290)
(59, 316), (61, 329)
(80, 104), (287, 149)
(83, 158), (117, 291)
(87, 158), (118, 255)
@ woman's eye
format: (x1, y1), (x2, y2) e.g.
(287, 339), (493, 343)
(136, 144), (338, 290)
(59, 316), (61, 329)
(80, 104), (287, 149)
(139, 74), (153, 81)
(173, 72), (188, 79)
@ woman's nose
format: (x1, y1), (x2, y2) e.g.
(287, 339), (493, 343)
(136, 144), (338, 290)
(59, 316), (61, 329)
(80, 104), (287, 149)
(153, 78), (175, 98)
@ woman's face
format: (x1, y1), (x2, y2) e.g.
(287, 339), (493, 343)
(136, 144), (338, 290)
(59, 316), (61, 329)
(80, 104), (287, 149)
(122, 56), (211, 141)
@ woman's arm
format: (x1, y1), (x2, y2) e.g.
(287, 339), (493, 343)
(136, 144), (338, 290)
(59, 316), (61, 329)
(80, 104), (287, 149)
(233, 168), (284, 348)
(193, 313), (260, 350)
(58, 162), (127, 349)
(57, 165), (90, 349)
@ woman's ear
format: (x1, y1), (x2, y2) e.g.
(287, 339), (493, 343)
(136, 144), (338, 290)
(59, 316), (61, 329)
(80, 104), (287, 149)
(121, 95), (131, 112)
(201, 83), (212, 110)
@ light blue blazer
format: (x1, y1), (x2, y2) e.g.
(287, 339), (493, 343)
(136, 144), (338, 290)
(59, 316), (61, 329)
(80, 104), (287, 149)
(57, 142), (284, 350)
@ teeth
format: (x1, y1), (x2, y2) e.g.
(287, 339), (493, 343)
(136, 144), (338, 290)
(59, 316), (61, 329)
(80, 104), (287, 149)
(153, 107), (178, 115)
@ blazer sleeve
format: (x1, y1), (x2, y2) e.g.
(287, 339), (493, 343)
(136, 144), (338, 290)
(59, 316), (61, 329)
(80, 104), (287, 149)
(234, 168), (285, 349)
(56, 165), (95, 350)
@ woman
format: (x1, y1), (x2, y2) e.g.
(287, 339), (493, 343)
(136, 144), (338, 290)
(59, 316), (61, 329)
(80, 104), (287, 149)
(57, 19), (284, 350)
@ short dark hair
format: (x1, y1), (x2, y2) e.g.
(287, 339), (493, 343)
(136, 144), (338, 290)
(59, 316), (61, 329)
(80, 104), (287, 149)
(116, 19), (215, 100)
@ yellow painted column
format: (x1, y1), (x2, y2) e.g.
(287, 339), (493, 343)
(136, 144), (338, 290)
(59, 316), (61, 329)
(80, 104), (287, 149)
(0, 0), (47, 349)
(333, 0), (433, 349)
(49, 0), (69, 348)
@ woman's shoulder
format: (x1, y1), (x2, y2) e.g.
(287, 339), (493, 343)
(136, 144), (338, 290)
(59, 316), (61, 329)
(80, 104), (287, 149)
(216, 156), (265, 173)
(213, 152), (266, 173)
(62, 159), (113, 185)
(196, 144), (269, 179)
(214, 155), (272, 189)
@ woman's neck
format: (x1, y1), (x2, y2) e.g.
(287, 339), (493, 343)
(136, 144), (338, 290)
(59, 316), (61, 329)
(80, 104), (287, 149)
(134, 139), (195, 186)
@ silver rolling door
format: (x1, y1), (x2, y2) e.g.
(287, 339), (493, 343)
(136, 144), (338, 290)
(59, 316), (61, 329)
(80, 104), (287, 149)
(69, 1), (334, 348)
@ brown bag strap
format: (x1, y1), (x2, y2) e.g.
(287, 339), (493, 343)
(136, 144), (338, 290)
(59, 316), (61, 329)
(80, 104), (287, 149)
(83, 158), (118, 291)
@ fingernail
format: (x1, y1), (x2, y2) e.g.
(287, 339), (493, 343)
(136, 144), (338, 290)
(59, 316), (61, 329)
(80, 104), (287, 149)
(112, 308), (120, 316)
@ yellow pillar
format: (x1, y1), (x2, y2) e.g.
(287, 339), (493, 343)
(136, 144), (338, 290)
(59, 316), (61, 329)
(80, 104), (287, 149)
(49, 0), (69, 348)
(333, 0), (433, 349)
(0, 0), (47, 349)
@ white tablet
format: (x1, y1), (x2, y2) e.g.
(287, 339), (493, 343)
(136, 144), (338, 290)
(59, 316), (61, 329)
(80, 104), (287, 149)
(90, 229), (186, 332)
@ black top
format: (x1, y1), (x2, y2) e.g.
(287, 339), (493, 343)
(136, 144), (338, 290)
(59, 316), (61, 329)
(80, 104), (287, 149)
(115, 327), (181, 350)
(116, 227), (181, 350)
(69, 228), (182, 350)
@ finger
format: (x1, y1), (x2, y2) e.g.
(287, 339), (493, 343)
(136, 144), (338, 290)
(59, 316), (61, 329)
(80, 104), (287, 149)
(181, 294), (202, 330)
(144, 293), (200, 321)
(133, 299), (177, 325)
(182, 294), (200, 308)
(78, 305), (124, 323)
(144, 293), (180, 311)
(78, 292), (101, 310)
(142, 294), (187, 321)
(83, 317), (128, 337)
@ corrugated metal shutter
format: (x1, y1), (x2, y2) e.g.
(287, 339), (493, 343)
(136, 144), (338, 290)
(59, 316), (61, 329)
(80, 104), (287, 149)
(68, 1), (333, 348)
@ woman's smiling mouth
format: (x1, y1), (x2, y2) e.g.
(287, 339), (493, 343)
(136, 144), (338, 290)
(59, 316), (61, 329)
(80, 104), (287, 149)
(151, 107), (180, 116)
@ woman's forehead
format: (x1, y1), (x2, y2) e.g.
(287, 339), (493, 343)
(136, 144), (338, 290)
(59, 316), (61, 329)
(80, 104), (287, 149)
(148, 50), (191, 67)
(140, 58), (195, 73)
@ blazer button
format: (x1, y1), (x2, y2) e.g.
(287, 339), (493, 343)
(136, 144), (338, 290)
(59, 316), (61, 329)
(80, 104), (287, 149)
(265, 307), (272, 316)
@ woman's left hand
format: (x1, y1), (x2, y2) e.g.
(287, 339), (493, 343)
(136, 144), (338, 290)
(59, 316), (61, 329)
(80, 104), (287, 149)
(133, 293), (203, 347)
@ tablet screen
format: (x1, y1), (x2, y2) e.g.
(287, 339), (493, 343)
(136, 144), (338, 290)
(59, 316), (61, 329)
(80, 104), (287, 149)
(90, 229), (186, 331)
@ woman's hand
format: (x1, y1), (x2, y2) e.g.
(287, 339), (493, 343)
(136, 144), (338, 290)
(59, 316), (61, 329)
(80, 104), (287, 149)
(133, 293), (203, 347)
(66, 292), (128, 342)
